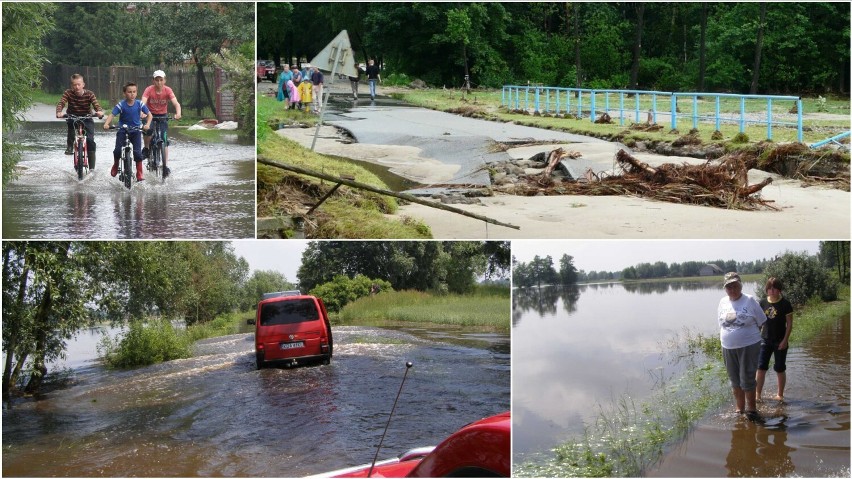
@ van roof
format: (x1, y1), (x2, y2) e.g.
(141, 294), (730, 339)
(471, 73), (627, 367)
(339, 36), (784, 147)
(261, 290), (301, 300)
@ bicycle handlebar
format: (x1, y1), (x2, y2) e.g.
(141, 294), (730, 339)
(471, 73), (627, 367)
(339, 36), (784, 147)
(63, 114), (98, 120)
(108, 124), (145, 132)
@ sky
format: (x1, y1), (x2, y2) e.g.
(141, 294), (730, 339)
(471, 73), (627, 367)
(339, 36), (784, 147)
(511, 240), (822, 273)
(230, 240), (825, 282)
(231, 240), (309, 282)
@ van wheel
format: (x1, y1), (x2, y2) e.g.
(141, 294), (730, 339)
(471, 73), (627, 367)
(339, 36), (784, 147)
(256, 352), (264, 370)
(323, 354), (332, 365)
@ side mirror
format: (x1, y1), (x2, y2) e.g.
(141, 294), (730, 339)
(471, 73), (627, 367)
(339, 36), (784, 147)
(246, 318), (256, 325)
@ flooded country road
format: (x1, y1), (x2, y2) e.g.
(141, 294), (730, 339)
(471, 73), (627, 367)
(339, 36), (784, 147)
(648, 313), (850, 478)
(2, 326), (510, 477)
(2, 121), (255, 239)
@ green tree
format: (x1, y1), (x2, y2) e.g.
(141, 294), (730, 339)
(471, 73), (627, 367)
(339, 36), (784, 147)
(2, 242), (96, 400)
(45, 3), (148, 67)
(144, 3), (254, 116)
(2, 3), (55, 186)
(760, 251), (838, 305)
(558, 254), (578, 285)
(241, 270), (295, 311)
(213, 44), (255, 140)
(309, 274), (393, 313)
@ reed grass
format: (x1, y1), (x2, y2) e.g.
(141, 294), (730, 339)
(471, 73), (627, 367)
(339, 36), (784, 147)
(335, 288), (510, 333)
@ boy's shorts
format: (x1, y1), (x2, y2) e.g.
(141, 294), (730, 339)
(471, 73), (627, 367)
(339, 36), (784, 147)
(757, 340), (788, 372)
(143, 115), (170, 145)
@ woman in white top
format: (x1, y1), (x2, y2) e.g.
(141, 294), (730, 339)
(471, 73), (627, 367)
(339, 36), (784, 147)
(718, 272), (767, 416)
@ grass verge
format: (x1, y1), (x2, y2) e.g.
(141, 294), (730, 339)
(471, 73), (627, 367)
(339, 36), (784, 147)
(257, 94), (432, 238)
(393, 88), (850, 147)
(514, 286), (850, 477)
(334, 287), (510, 334)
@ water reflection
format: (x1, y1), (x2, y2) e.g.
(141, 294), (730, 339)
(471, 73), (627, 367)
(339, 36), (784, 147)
(725, 418), (795, 477)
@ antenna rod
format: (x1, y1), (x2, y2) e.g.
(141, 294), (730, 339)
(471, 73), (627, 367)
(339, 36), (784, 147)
(367, 361), (413, 478)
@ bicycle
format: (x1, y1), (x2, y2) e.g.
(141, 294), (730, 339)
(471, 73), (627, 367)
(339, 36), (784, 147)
(63, 114), (96, 180)
(147, 116), (172, 179)
(109, 124), (144, 189)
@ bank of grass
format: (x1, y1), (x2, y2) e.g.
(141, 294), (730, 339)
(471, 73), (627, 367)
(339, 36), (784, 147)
(98, 311), (253, 368)
(515, 285), (850, 477)
(334, 287), (510, 334)
(257, 94), (431, 238)
(392, 88), (850, 148)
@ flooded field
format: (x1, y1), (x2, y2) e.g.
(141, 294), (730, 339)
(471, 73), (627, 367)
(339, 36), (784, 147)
(2, 326), (509, 477)
(512, 281), (850, 477)
(2, 122), (255, 239)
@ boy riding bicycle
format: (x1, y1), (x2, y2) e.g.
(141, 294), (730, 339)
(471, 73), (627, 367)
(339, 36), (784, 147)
(141, 70), (182, 178)
(103, 82), (152, 181)
(55, 74), (104, 168)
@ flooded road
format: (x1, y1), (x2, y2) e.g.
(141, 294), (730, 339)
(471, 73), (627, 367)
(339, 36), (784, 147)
(512, 281), (850, 476)
(2, 326), (509, 477)
(2, 122), (255, 239)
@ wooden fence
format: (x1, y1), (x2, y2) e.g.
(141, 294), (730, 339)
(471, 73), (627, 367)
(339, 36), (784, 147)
(42, 64), (234, 121)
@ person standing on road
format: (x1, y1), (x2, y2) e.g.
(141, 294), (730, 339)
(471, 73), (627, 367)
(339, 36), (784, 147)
(348, 63), (365, 100)
(311, 66), (324, 113)
(756, 277), (794, 402)
(366, 58), (382, 100)
(718, 272), (767, 418)
(55, 74), (104, 168)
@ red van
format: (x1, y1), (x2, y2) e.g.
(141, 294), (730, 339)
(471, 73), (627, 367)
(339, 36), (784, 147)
(251, 294), (333, 369)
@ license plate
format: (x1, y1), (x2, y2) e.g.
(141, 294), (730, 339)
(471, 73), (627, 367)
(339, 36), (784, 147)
(280, 341), (304, 350)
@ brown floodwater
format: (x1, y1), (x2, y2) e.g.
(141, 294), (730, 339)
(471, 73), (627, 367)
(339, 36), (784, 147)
(2, 326), (509, 477)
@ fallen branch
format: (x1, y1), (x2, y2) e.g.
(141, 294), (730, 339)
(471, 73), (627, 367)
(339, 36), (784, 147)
(258, 156), (521, 230)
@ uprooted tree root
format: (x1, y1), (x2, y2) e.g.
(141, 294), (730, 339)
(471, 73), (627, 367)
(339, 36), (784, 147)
(517, 149), (779, 211)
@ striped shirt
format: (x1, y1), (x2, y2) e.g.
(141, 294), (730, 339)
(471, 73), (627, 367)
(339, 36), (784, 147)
(56, 89), (103, 116)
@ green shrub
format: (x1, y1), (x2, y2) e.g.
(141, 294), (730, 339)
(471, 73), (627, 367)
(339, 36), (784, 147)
(309, 274), (393, 313)
(384, 73), (411, 87)
(759, 252), (838, 305)
(98, 319), (192, 368)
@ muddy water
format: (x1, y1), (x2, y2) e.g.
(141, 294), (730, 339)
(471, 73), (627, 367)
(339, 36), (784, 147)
(512, 281), (850, 476)
(2, 123), (255, 239)
(2, 327), (509, 477)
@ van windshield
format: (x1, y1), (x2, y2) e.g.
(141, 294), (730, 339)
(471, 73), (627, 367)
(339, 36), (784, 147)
(260, 299), (319, 326)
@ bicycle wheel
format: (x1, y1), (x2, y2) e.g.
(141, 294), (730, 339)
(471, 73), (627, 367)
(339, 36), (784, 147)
(123, 149), (132, 189)
(152, 142), (162, 178)
(75, 141), (85, 180)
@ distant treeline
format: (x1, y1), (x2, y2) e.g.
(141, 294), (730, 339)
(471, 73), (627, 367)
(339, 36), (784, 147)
(259, 2), (849, 94)
(513, 242), (849, 288)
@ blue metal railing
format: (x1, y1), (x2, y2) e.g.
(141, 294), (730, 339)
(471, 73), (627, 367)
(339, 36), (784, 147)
(809, 131), (850, 149)
(501, 86), (803, 142)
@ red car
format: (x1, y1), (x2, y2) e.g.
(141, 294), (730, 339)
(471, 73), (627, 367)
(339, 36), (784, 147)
(250, 294), (333, 369)
(315, 411), (511, 478)
(256, 60), (276, 82)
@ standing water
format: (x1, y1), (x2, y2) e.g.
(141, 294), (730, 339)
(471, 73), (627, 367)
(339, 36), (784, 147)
(512, 281), (850, 476)
(2, 122), (255, 239)
(2, 326), (509, 477)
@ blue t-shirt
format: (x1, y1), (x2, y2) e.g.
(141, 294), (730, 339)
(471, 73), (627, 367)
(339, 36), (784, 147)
(112, 99), (150, 128)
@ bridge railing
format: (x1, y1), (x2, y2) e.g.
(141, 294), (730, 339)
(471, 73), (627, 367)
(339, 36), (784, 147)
(501, 85), (803, 142)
